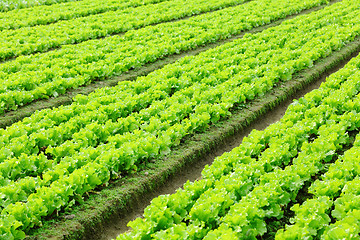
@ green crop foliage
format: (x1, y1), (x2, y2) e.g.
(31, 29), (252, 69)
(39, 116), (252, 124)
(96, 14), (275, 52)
(4, 0), (360, 239)
(0, 0), (327, 112)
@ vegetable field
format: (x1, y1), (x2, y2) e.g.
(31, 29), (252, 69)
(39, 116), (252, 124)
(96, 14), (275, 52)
(1, 0), (360, 239)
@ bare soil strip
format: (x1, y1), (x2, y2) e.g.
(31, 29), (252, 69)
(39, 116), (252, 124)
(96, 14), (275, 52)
(0, 0), (338, 128)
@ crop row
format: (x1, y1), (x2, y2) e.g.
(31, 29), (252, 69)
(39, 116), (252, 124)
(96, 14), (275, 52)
(0, 1), (359, 238)
(275, 71), (360, 239)
(277, 139), (360, 239)
(0, 0), (328, 113)
(0, 0), (248, 61)
(117, 30), (360, 240)
(0, 0), (82, 12)
(323, 177), (360, 239)
(0, 0), (167, 31)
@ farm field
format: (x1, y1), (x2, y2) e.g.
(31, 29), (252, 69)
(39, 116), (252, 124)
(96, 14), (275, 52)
(1, 0), (360, 239)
